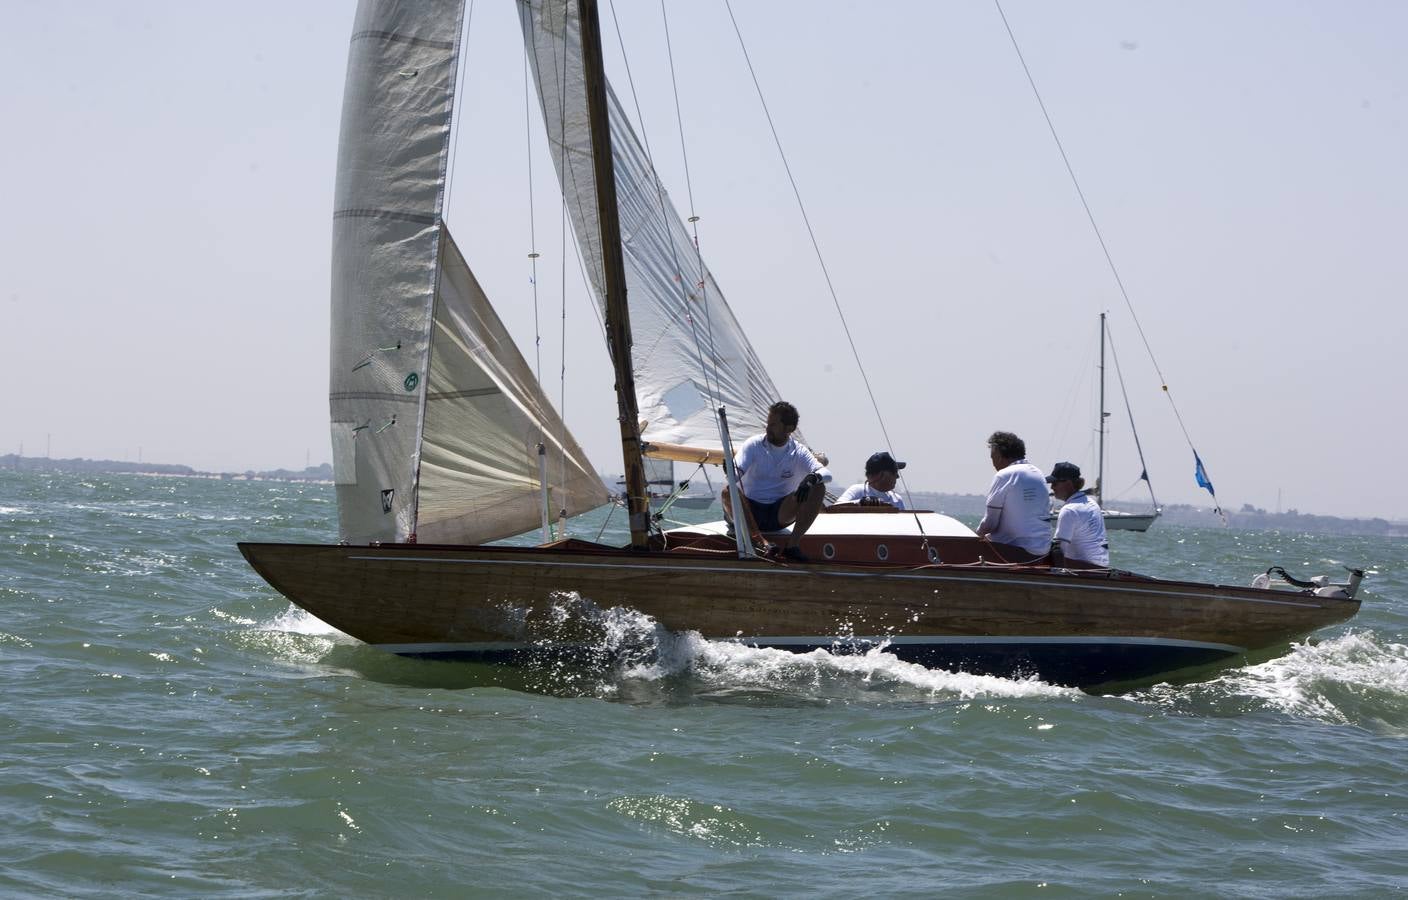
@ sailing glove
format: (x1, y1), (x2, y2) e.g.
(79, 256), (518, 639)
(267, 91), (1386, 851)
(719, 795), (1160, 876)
(795, 472), (823, 503)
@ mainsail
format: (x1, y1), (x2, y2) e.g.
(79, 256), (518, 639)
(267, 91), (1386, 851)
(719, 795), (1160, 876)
(332, 0), (606, 544)
(518, 0), (790, 453)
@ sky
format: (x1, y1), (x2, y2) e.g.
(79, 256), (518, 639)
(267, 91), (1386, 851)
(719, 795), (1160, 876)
(2, 1), (1406, 520)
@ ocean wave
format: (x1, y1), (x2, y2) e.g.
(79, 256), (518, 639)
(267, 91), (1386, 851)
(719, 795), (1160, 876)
(1133, 631), (1408, 732)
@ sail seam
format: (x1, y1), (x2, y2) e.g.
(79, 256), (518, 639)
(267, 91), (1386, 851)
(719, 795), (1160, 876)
(331, 392), (419, 403)
(350, 30), (454, 51)
(333, 208), (437, 224)
(425, 388), (502, 401)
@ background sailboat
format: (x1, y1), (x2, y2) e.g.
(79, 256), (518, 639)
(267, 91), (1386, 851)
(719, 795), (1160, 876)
(1092, 313), (1160, 532)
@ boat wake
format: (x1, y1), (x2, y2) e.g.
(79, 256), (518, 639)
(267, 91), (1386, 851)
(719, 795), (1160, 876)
(242, 593), (1076, 701)
(621, 634), (1079, 703)
(1131, 632), (1408, 732)
(513, 592), (1078, 703)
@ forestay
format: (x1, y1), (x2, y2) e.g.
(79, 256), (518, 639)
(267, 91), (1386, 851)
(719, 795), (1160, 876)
(518, 0), (792, 454)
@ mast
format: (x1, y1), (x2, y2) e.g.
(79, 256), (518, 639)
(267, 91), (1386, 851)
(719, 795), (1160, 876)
(1098, 312), (1108, 500)
(578, 0), (650, 549)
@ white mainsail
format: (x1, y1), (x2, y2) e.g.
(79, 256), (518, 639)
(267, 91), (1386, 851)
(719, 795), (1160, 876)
(518, 0), (790, 454)
(332, 0), (606, 544)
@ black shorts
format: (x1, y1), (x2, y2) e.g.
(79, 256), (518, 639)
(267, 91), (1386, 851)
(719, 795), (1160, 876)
(746, 496), (787, 532)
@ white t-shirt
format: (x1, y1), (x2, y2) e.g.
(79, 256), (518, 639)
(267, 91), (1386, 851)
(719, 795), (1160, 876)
(834, 482), (905, 509)
(1054, 490), (1109, 566)
(978, 459), (1052, 555)
(734, 434), (830, 504)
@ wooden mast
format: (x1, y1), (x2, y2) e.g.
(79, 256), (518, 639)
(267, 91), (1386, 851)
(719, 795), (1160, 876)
(578, 0), (650, 549)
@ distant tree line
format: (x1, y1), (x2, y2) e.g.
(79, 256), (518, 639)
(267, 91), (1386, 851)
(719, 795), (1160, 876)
(1, 454), (333, 483)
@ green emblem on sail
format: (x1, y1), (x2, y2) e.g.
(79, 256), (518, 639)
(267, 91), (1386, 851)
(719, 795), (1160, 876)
(403, 372), (420, 392)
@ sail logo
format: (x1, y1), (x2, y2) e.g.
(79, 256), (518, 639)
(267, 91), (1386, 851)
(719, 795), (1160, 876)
(381, 489), (394, 513)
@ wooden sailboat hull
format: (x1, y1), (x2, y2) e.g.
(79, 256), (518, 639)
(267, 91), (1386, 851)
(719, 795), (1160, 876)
(238, 540), (1357, 688)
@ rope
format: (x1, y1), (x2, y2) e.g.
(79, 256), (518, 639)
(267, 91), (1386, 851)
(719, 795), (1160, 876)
(994, 0), (1218, 511)
(659, 0), (728, 407)
(443, 0), (476, 211)
(604, 0), (725, 414)
(722, 0), (928, 549)
(722, 0), (895, 461)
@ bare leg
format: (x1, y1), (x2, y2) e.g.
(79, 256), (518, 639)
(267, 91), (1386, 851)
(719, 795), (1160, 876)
(721, 485), (762, 541)
(786, 487), (826, 549)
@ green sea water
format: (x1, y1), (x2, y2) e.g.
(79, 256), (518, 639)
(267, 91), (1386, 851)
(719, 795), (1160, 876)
(2, 471), (1405, 897)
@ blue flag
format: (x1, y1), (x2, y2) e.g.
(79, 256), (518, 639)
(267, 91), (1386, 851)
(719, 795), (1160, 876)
(1194, 452), (1227, 524)
(1193, 454), (1214, 495)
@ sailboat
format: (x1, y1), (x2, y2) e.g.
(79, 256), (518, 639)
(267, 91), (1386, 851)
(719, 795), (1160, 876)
(1052, 313), (1161, 532)
(239, 0), (1363, 689)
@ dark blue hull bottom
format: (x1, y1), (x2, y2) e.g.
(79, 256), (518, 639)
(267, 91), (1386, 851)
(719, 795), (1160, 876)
(389, 637), (1245, 690)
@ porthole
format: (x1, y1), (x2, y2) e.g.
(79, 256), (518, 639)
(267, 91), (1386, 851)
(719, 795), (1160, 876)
(927, 546), (940, 563)
(876, 544), (889, 561)
(822, 542), (836, 560)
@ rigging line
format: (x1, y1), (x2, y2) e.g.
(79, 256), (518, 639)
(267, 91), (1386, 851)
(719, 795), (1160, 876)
(722, 0), (899, 463)
(525, 0), (578, 530)
(530, 0), (583, 514)
(992, 0), (1203, 455)
(659, 0), (728, 407)
(524, 52), (545, 400)
(526, 2), (612, 363)
(1106, 323), (1160, 509)
(444, 0), (477, 210)
(554, 3), (572, 513)
(603, 0), (726, 408)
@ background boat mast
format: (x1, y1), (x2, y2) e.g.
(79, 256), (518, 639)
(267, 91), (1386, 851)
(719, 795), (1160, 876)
(578, 0), (650, 549)
(1098, 311), (1108, 500)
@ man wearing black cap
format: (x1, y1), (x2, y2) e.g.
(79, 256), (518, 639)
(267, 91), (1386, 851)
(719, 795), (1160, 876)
(1047, 461), (1109, 567)
(834, 452), (907, 508)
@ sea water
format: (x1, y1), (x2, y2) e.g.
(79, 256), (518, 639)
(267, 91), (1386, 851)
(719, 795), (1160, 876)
(1, 471), (1404, 897)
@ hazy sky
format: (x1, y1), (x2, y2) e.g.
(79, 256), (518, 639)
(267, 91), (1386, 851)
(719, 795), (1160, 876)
(3, 1), (1405, 520)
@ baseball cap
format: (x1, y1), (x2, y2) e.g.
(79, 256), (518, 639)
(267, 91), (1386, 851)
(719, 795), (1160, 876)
(865, 451), (906, 475)
(1045, 461), (1082, 483)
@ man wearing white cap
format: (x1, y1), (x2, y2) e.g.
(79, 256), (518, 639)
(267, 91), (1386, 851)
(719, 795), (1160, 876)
(1047, 461), (1109, 567)
(834, 451), (907, 509)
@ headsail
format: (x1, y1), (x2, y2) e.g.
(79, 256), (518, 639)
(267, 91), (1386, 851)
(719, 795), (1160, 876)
(417, 227), (609, 544)
(330, 1), (465, 543)
(517, 0), (790, 453)
(331, 0), (606, 544)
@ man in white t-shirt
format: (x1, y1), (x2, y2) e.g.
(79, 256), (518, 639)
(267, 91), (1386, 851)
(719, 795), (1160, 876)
(834, 451), (906, 509)
(723, 400), (831, 562)
(975, 430), (1052, 558)
(1047, 461), (1110, 567)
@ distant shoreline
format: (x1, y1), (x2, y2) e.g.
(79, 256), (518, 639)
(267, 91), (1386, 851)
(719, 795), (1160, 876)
(6, 455), (1404, 537)
(1, 454), (332, 484)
